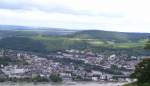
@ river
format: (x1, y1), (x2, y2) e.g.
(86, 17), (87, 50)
(0, 82), (127, 86)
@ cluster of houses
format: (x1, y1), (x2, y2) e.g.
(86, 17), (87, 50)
(55, 49), (141, 71)
(0, 49), (144, 82)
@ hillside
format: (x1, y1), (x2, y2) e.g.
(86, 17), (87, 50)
(69, 30), (150, 43)
(0, 25), (150, 55)
(1, 25), (149, 43)
(0, 37), (47, 53)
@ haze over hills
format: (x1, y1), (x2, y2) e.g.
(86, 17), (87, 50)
(0, 25), (77, 35)
(1, 25), (149, 43)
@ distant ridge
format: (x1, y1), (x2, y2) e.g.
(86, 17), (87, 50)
(70, 30), (150, 43)
(0, 25), (77, 35)
(0, 25), (75, 31)
(0, 24), (150, 43)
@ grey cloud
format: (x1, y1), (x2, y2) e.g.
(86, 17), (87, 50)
(0, 1), (24, 10)
(0, 0), (77, 15)
(0, 0), (123, 18)
(0, 0), (29, 10)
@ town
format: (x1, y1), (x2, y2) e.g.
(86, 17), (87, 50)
(0, 49), (145, 82)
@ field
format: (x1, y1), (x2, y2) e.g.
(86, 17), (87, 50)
(31, 35), (146, 52)
(0, 27), (149, 55)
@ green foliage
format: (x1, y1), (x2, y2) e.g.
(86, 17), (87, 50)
(126, 40), (150, 86)
(141, 83), (150, 86)
(0, 75), (7, 82)
(72, 75), (82, 80)
(0, 37), (47, 53)
(131, 58), (150, 84)
(123, 82), (150, 86)
(123, 83), (137, 86)
(0, 58), (20, 66)
(70, 30), (150, 43)
(0, 30), (149, 56)
(49, 74), (62, 82)
(32, 75), (49, 82)
(144, 40), (150, 50)
(32, 36), (89, 51)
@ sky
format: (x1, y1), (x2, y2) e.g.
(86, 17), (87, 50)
(0, 0), (150, 32)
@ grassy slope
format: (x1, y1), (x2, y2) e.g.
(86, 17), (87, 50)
(32, 35), (146, 49)
(70, 30), (150, 43)
(29, 35), (150, 56)
(0, 30), (149, 54)
(32, 35), (89, 51)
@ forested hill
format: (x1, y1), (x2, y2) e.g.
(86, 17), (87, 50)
(0, 25), (150, 43)
(0, 25), (150, 55)
(69, 30), (150, 43)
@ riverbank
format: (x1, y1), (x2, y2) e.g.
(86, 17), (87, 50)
(0, 81), (127, 86)
(123, 82), (150, 86)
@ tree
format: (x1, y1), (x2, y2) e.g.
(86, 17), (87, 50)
(49, 74), (62, 82)
(131, 40), (150, 85)
(32, 75), (49, 82)
(131, 58), (150, 83)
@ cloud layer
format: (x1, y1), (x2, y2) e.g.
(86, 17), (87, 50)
(0, 0), (150, 32)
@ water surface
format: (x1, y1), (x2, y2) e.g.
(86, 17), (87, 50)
(0, 82), (126, 86)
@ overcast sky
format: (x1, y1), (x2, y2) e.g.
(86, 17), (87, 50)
(0, 0), (150, 32)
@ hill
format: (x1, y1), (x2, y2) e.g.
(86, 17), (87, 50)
(0, 37), (47, 53)
(1, 25), (149, 43)
(69, 30), (150, 43)
(0, 25), (150, 55)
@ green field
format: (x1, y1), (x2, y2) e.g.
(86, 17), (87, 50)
(0, 29), (149, 55)
(31, 35), (146, 51)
